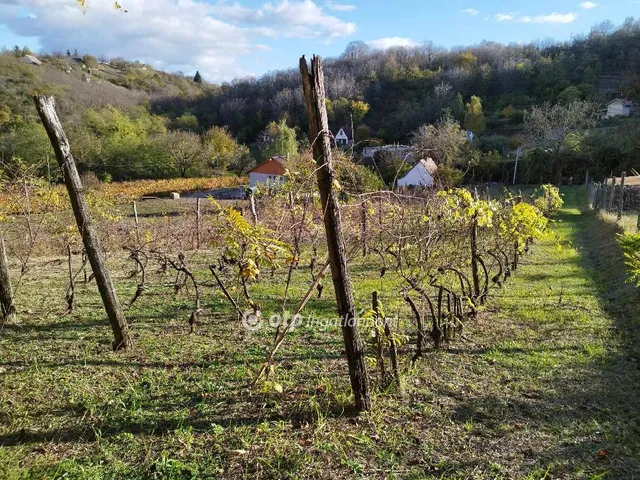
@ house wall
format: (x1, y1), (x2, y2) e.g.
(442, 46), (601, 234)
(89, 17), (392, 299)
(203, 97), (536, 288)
(335, 129), (349, 145)
(397, 165), (434, 187)
(249, 172), (285, 188)
(606, 103), (630, 118)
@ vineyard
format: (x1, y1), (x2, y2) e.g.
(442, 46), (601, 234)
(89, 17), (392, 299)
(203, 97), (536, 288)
(5, 141), (640, 477)
(1, 69), (640, 478)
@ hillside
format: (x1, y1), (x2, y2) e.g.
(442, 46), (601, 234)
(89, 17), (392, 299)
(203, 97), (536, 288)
(0, 50), (208, 125)
(1, 19), (639, 184)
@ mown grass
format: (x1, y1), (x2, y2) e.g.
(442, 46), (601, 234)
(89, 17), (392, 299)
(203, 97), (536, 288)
(1, 188), (640, 479)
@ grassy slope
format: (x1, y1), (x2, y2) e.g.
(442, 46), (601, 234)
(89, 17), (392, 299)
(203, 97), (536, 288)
(1, 189), (640, 479)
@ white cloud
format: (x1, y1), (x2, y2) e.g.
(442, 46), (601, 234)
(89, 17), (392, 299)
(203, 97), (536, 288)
(579, 1), (598, 9)
(460, 8), (480, 16)
(366, 37), (417, 50)
(495, 13), (516, 21)
(520, 12), (577, 24)
(325, 1), (356, 11)
(0, 0), (356, 81)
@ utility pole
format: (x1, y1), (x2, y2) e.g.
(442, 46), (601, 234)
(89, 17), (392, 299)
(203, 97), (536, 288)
(512, 146), (522, 185)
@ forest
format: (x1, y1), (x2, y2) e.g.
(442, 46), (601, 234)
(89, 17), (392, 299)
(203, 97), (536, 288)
(1, 18), (640, 185)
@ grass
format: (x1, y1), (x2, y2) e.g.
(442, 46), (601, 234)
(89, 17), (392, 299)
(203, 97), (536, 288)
(1, 188), (640, 478)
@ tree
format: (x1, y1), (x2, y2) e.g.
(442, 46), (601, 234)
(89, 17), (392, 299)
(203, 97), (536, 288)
(374, 149), (411, 187)
(464, 96), (486, 135)
(172, 113), (199, 132)
(260, 119), (298, 160)
(451, 93), (465, 124)
(523, 100), (597, 181)
(557, 86), (582, 105)
(411, 116), (467, 166)
(203, 125), (249, 171)
(164, 130), (207, 177)
(350, 100), (370, 126)
(193, 70), (203, 84)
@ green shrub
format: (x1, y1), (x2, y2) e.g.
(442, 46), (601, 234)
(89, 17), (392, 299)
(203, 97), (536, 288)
(617, 233), (640, 287)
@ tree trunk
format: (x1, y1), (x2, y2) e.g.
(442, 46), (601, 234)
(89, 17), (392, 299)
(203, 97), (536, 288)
(34, 95), (132, 350)
(0, 232), (16, 323)
(300, 56), (371, 412)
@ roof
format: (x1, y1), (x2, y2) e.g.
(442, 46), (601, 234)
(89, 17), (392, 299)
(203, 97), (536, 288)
(606, 98), (635, 107)
(412, 158), (438, 176)
(248, 157), (287, 175)
(24, 54), (42, 65)
(604, 175), (640, 186)
(332, 125), (352, 138)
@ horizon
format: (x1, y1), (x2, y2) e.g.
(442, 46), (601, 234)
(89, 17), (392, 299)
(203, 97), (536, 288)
(0, 0), (638, 83)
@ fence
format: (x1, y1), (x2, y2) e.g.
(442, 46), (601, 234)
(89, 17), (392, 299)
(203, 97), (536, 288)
(587, 172), (640, 230)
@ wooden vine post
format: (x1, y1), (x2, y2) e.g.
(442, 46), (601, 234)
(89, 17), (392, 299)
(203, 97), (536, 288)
(299, 55), (371, 412)
(0, 232), (16, 323)
(608, 176), (616, 212)
(470, 213), (481, 302)
(34, 95), (132, 350)
(617, 172), (626, 221)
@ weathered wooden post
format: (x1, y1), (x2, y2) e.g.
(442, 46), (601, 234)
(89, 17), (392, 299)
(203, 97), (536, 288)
(196, 197), (201, 249)
(470, 212), (481, 301)
(300, 55), (371, 412)
(360, 195), (367, 257)
(0, 232), (16, 323)
(35, 95), (132, 350)
(618, 172), (626, 221)
(608, 176), (616, 212)
(248, 191), (259, 225)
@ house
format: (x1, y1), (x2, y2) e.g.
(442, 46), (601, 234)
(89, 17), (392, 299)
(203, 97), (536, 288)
(605, 98), (636, 118)
(333, 126), (352, 147)
(23, 54), (42, 66)
(248, 156), (287, 188)
(397, 158), (438, 188)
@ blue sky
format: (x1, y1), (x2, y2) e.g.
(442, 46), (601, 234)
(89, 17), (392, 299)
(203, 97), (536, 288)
(0, 0), (638, 81)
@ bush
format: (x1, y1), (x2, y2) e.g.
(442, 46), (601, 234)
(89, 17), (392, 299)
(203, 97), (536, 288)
(618, 233), (640, 287)
(533, 184), (563, 216)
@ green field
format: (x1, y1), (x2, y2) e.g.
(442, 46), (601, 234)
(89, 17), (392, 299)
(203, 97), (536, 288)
(1, 189), (640, 479)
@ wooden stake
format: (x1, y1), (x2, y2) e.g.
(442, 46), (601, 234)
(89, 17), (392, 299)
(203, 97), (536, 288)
(618, 172), (626, 221)
(300, 55), (371, 412)
(608, 176), (616, 212)
(35, 95), (131, 350)
(196, 198), (201, 249)
(0, 232), (16, 323)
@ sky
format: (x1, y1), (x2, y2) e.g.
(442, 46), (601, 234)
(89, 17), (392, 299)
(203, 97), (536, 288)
(0, 0), (638, 82)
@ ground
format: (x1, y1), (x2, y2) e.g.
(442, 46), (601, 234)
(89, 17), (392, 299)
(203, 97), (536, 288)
(1, 188), (640, 479)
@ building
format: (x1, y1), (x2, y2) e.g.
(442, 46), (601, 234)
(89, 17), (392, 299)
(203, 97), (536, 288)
(248, 156), (287, 188)
(334, 126), (352, 147)
(362, 144), (412, 159)
(397, 158), (438, 188)
(23, 54), (42, 66)
(605, 98), (636, 118)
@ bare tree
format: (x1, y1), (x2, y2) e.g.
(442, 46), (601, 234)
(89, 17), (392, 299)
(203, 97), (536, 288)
(523, 100), (597, 182)
(34, 95), (132, 350)
(164, 130), (208, 178)
(300, 55), (372, 412)
(411, 116), (467, 165)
